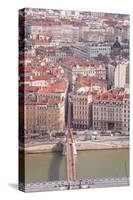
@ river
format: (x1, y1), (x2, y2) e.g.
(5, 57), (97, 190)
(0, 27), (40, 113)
(19, 149), (129, 183)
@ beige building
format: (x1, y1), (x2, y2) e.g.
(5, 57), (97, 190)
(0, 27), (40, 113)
(23, 98), (65, 135)
(114, 61), (129, 88)
(19, 78), (68, 138)
(92, 89), (130, 132)
(72, 74), (107, 130)
(72, 91), (93, 129)
(24, 103), (37, 132)
(36, 99), (65, 132)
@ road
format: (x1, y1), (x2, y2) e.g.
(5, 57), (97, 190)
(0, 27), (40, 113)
(19, 177), (129, 192)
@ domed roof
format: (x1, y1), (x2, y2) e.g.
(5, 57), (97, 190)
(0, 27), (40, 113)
(112, 37), (121, 49)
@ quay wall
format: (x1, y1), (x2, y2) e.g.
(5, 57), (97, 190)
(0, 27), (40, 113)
(20, 140), (129, 154)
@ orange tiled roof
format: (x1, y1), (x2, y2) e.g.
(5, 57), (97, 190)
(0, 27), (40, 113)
(95, 88), (125, 100)
(39, 81), (66, 93)
(38, 97), (63, 105)
(19, 85), (39, 92)
(75, 75), (107, 88)
(63, 56), (103, 67)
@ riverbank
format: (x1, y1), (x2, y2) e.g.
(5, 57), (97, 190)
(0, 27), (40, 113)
(19, 139), (129, 154)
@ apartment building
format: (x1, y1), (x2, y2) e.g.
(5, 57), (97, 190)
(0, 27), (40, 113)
(72, 91), (93, 129)
(92, 89), (130, 132)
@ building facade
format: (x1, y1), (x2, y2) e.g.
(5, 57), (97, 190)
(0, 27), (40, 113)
(122, 94), (130, 131)
(23, 98), (65, 136)
(114, 61), (129, 88)
(93, 98), (123, 131)
(92, 89), (130, 132)
(72, 93), (92, 129)
(88, 46), (111, 58)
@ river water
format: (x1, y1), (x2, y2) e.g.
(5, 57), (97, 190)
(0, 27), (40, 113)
(20, 149), (129, 183)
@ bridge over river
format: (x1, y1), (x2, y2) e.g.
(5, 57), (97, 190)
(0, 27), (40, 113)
(19, 96), (129, 192)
